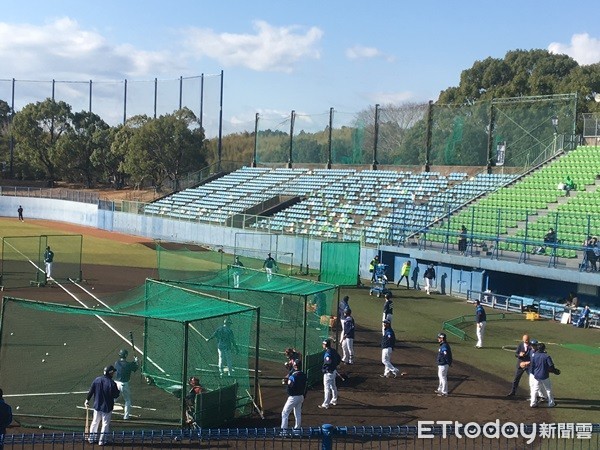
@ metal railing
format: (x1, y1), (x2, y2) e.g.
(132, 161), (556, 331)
(3, 424), (599, 449)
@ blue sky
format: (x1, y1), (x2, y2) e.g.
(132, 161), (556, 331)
(1, 1), (599, 136)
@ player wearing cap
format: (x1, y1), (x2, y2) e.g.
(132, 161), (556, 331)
(84, 365), (120, 445)
(232, 256), (244, 288)
(114, 349), (139, 420)
(341, 308), (355, 365)
(280, 359), (307, 431)
(435, 333), (452, 397)
(529, 343), (559, 408)
(263, 253), (278, 282)
(283, 348), (302, 384)
(423, 264), (436, 295)
(382, 293), (393, 331)
(380, 320), (400, 378)
(206, 317), (238, 377)
(475, 300), (487, 348)
(318, 339), (341, 409)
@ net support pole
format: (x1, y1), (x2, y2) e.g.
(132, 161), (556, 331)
(253, 307), (260, 408)
(181, 322), (190, 428)
(302, 295), (308, 368)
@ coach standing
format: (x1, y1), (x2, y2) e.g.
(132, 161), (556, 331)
(44, 246), (54, 280)
(507, 334), (531, 397)
(85, 366), (120, 446)
(475, 300), (487, 348)
(380, 320), (400, 378)
(318, 339), (340, 409)
(340, 308), (355, 365)
(435, 333), (452, 397)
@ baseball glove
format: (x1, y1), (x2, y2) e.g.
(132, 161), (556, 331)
(553, 368), (561, 375)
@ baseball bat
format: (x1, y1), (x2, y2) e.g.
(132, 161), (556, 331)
(85, 405), (90, 434)
(245, 389), (264, 420)
(128, 331), (136, 355)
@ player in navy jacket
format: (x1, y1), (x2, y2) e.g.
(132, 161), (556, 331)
(436, 333), (452, 397)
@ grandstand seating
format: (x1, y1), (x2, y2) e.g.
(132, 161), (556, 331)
(143, 146), (600, 257)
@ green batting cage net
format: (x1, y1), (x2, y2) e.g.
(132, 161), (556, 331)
(319, 241), (360, 286)
(155, 245), (339, 386)
(430, 94), (577, 167)
(0, 279), (258, 430)
(156, 244), (294, 279)
(0, 235), (82, 288)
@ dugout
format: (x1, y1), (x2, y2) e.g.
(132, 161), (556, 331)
(157, 259), (339, 387)
(0, 279), (259, 430)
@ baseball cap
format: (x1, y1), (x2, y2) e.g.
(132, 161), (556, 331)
(382, 319), (390, 324)
(530, 339), (538, 345)
(437, 333), (446, 339)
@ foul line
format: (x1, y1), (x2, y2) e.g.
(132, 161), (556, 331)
(53, 278), (166, 374)
(5, 391), (88, 398)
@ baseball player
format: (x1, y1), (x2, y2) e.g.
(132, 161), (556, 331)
(475, 300), (487, 348)
(44, 246), (54, 280)
(529, 343), (559, 408)
(263, 253), (278, 282)
(382, 293), (393, 328)
(283, 347), (302, 383)
(85, 366), (120, 446)
(206, 317), (238, 377)
(435, 333), (452, 397)
(423, 264), (436, 295)
(396, 260), (411, 289)
(380, 319), (400, 378)
(114, 349), (139, 420)
(340, 308), (355, 365)
(507, 334), (531, 397)
(232, 256), (244, 288)
(280, 359), (307, 431)
(338, 296), (350, 318)
(318, 339), (341, 409)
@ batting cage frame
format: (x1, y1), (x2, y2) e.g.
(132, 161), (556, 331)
(0, 234), (83, 289)
(154, 245), (340, 387)
(0, 279), (260, 430)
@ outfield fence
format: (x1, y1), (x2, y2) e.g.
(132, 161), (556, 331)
(3, 424), (599, 449)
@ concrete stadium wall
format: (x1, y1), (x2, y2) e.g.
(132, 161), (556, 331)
(2, 197), (598, 303)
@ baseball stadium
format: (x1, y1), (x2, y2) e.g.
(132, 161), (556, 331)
(1, 75), (600, 449)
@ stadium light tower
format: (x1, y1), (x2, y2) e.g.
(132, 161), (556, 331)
(551, 115), (558, 154)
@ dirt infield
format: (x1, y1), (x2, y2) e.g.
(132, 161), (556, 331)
(2, 221), (549, 432)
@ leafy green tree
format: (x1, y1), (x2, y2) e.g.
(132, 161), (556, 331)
(11, 99), (72, 185)
(56, 111), (111, 187)
(0, 99), (11, 177)
(120, 108), (206, 189)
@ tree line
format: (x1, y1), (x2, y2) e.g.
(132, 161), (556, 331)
(1, 49), (599, 188)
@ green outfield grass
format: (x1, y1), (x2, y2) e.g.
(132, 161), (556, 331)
(2, 218), (598, 425)
(0, 219), (156, 268)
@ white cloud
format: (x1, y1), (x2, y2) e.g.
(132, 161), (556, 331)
(346, 45), (395, 62)
(184, 20), (323, 73)
(0, 17), (177, 79)
(369, 91), (415, 105)
(548, 33), (600, 65)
